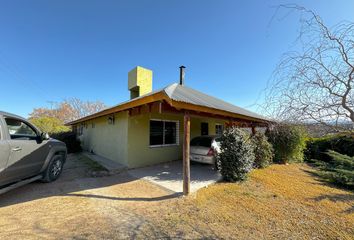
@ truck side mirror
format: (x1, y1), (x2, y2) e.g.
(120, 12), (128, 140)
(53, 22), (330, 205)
(41, 132), (50, 140)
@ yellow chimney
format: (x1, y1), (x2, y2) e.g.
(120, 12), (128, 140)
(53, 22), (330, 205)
(128, 66), (153, 99)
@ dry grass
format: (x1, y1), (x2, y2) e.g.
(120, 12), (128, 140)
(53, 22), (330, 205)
(137, 164), (354, 239)
(0, 162), (353, 239)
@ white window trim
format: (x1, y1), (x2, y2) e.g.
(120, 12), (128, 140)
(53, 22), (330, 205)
(149, 119), (179, 148)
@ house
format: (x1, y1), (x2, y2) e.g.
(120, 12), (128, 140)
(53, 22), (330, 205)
(68, 66), (270, 170)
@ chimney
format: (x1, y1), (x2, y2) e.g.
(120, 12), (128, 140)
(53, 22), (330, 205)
(128, 66), (153, 99)
(179, 66), (185, 85)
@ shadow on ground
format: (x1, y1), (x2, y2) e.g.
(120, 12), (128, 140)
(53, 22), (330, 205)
(0, 154), (182, 208)
(301, 165), (354, 214)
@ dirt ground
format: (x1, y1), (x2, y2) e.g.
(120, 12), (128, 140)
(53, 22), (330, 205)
(0, 154), (353, 239)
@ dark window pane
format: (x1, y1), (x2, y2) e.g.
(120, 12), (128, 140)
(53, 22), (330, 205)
(164, 121), (177, 144)
(150, 120), (163, 145)
(215, 124), (224, 135)
(190, 136), (213, 147)
(201, 122), (208, 135)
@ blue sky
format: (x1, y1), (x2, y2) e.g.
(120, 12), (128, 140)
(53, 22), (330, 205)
(0, 0), (353, 117)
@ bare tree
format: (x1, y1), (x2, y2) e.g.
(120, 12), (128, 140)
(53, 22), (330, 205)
(263, 5), (354, 132)
(30, 98), (107, 123)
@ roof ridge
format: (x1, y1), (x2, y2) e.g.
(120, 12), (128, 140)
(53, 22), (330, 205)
(163, 82), (178, 98)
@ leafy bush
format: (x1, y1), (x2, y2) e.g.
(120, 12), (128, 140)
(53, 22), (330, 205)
(308, 150), (354, 188)
(266, 124), (307, 163)
(305, 134), (354, 160)
(30, 117), (70, 133)
(216, 127), (255, 182)
(50, 131), (82, 153)
(251, 132), (274, 168)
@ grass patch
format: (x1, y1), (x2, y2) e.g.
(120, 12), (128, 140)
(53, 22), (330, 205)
(77, 154), (107, 172)
(139, 164), (354, 239)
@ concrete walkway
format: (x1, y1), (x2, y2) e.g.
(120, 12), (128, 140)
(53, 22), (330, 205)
(128, 161), (222, 193)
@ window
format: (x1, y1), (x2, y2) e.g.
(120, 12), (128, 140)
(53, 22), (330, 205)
(201, 122), (209, 135)
(149, 120), (179, 146)
(77, 124), (83, 136)
(5, 118), (37, 140)
(215, 124), (224, 135)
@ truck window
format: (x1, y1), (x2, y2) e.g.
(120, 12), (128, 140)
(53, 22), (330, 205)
(5, 118), (37, 140)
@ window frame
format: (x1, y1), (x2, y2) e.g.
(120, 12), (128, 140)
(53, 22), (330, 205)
(215, 123), (224, 135)
(4, 117), (39, 140)
(149, 119), (179, 148)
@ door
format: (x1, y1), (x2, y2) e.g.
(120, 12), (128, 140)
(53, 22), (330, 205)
(1, 117), (49, 184)
(0, 130), (11, 186)
(201, 122), (209, 135)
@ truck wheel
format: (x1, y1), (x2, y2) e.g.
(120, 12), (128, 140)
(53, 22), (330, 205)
(42, 155), (64, 183)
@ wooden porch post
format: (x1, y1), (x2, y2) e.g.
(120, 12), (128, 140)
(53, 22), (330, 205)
(183, 112), (191, 195)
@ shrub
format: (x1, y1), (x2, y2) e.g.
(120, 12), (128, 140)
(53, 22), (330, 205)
(30, 117), (70, 133)
(266, 124), (307, 163)
(216, 127), (255, 182)
(50, 131), (82, 153)
(305, 134), (354, 160)
(309, 150), (354, 188)
(251, 132), (274, 168)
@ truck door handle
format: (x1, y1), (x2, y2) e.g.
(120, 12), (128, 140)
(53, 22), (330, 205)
(12, 147), (22, 152)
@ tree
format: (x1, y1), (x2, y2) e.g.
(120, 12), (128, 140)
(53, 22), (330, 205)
(30, 117), (70, 134)
(29, 98), (106, 123)
(264, 5), (354, 131)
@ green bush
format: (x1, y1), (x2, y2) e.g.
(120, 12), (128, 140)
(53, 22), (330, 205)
(216, 127), (255, 182)
(30, 117), (70, 133)
(50, 131), (82, 153)
(305, 134), (354, 160)
(266, 124), (307, 163)
(309, 150), (354, 188)
(251, 131), (274, 168)
(324, 150), (354, 170)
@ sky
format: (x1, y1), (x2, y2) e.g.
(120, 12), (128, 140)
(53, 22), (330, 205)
(0, 0), (353, 118)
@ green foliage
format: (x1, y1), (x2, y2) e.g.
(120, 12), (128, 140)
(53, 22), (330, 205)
(50, 131), (82, 153)
(216, 127), (255, 182)
(30, 117), (70, 134)
(251, 132), (274, 168)
(309, 150), (354, 188)
(266, 124), (307, 163)
(305, 134), (354, 160)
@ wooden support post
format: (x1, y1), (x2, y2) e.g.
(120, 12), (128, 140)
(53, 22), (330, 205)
(183, 112), (191, 195)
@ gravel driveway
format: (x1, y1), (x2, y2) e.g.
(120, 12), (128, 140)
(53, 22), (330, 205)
(0, 154), (178, 239)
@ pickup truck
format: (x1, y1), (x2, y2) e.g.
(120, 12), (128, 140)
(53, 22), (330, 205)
(0, 111), (67, 194)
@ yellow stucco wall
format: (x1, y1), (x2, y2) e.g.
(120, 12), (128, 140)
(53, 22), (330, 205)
(76, 110), (229, 168)
(190, 117), (227, 138)
(128, 66), (152, 97)
(127, 112), (184, 168)
(126, 112), (228, 168)
(80, 111), (129, 166)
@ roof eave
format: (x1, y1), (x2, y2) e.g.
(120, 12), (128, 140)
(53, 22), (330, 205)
(66, 91), (168, 125)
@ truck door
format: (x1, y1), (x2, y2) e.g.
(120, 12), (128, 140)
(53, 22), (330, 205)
(1, 117), (49, 184)
(0, 121), (11, 186)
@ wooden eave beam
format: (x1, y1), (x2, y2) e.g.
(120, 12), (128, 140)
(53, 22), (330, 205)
(67, 92), (169, 125)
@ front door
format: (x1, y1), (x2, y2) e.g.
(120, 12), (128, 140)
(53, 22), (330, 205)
(1, 118), (49, 184)
(201, 122), (209, 135)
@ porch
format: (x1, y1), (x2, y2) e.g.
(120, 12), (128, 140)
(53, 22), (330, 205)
(128, 160), (222, 193)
